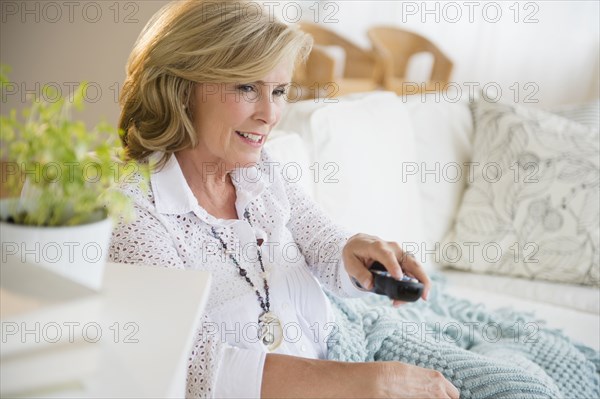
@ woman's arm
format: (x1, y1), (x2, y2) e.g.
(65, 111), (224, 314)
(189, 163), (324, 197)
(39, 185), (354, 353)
(274, 153), (431, 303)
(261, 354), (460, 399)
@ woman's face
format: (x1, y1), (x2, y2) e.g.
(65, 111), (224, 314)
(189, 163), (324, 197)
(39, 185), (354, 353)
(191, 63), (291, 169)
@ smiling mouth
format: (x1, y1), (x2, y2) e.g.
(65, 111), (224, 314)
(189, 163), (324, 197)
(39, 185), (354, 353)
(235, 131), (264, 144)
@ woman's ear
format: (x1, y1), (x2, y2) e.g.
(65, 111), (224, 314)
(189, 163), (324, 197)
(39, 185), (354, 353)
(184, 83), (196, 119)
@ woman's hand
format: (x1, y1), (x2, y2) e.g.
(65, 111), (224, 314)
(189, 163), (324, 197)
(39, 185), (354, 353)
(342, 233), (431, 305)
(372, 361), (460, 399)
(262, 355), (460, 399)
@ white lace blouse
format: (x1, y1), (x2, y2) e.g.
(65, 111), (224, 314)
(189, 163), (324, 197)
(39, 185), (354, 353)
(108, 149), (369, 398)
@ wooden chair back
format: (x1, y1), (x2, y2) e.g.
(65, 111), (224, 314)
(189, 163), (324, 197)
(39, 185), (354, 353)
(293, 23), (381, 99)
(367, 26), (453, 94)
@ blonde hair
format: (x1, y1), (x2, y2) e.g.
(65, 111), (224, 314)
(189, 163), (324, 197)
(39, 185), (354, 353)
(119, 0), (312, 167)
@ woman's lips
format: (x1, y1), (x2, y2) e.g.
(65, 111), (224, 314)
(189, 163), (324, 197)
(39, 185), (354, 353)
(235, 130), (265, 147)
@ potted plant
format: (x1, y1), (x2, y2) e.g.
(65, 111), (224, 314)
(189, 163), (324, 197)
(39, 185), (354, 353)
(0, 65), (146, 291)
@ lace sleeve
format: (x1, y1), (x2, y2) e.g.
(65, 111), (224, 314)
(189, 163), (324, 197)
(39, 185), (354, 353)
(186, 314), (222, 398)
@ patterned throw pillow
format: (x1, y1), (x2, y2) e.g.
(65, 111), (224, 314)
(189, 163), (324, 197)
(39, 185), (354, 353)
(551, 100), (600, 130)
(442, 99), (599, 286)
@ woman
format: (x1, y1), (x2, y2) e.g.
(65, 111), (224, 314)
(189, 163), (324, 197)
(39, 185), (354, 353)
(110, 1), (459, 397)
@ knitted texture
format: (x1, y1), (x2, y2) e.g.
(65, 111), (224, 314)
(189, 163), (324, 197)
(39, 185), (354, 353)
(326, 274), (600, 399)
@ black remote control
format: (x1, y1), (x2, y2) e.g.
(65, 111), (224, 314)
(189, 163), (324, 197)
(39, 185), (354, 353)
(369, 261), (424, 302)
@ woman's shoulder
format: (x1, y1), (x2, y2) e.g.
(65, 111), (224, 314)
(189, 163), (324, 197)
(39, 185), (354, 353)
(111, 160), (156, 208)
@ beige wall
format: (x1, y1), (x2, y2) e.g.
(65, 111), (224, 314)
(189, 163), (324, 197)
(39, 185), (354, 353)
(1, 0), (169, 128)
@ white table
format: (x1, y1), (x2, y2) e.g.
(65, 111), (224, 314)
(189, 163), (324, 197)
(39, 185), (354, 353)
(0, 262), (211, 398)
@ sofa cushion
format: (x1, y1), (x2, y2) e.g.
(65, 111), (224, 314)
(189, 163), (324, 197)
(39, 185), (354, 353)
(441, 268), (600, 315)
(277, 92), (429, 268)
(403, 95), (474, 247)
(442, 98), (600, 286)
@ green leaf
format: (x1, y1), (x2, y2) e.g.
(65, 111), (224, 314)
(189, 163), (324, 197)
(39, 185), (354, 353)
(0, 64), (148, 226)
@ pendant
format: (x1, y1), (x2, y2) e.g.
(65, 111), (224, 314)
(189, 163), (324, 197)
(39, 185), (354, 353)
(258, 311), (283, 351)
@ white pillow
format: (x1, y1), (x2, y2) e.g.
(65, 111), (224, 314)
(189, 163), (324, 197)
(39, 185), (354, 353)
(443, 99), (600, 286)
(264, 130), (314, 198)
(550, 100), (600, 130)
(403, 95), (474, 248)
(278, 92), (429, 269)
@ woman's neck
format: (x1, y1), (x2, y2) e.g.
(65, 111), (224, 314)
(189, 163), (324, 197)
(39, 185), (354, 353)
(175, 149), (238, 219)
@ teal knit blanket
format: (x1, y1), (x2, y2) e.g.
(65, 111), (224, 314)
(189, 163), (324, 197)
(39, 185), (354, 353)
(326, 275), (600, 399)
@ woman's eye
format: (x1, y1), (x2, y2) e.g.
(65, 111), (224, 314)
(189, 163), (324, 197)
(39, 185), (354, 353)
(237, 84), (255, 93)
(273, 88), (287, 97)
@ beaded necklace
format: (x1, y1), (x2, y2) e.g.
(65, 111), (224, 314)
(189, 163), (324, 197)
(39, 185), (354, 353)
(210, 208), (283, 351)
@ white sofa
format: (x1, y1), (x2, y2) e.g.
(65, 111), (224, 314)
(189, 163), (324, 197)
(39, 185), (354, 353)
(266, 91), (599, 351)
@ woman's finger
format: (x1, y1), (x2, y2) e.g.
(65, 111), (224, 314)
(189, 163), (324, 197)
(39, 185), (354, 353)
(343, 234), (402, 288)
(344, 252), (375, 290)
(447, 380), (461, 399)
(389, 242), (432, 300)
(392, 299), (407, 307)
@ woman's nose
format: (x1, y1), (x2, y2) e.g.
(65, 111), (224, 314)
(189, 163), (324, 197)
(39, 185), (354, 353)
(253, 91), (278, 125)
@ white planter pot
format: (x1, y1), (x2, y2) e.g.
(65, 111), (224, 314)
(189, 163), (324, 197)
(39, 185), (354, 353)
(0, 204), (113, 292)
